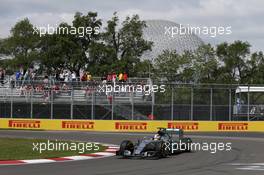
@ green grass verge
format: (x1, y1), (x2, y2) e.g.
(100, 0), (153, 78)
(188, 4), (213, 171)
(0, 138), (106, 160)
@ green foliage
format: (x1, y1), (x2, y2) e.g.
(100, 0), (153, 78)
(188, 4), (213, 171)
(0, 12), (152, 77)
(1, 18), (40, 69)
(154, 41), (264, 84)
(0, 12), (264, 85)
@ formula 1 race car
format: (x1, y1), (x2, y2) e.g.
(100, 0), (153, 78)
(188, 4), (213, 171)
(116, 128), (192, 159)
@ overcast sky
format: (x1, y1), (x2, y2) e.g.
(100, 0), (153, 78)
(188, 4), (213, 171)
(0, 0), (263, 52)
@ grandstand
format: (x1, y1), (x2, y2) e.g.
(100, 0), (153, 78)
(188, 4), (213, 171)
(0, 77), (152, 120)
(1, 76), (264, 121)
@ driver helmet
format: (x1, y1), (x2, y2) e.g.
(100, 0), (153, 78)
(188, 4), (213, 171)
(153, 134), (161, 140)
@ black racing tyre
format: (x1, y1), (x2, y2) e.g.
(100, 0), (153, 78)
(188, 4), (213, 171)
(156, 141), (168, 158)
(119, 140), (134, 157)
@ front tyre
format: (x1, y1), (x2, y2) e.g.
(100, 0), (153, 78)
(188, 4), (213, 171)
(118, 140), (134, 157)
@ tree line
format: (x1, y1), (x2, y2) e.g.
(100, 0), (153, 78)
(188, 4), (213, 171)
(0, 11), (263, 84)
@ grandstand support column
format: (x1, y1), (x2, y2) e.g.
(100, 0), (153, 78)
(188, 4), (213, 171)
(50, 90), (53, 119)
(190, 87), (193, 120)
(70, 89), (73, 120)
(171, 88), (174, 120)
(210, 88), (213, 121)
(229, 88), (232, 121)
(30, 90), (33, 119)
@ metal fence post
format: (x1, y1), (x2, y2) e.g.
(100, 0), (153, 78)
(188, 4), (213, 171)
(190, 87), (193, 120)
(210, 88), (213, 121)
(151, 91), (155, 116)
(111, 93), (114, 120)
(247, 85), (250, 121)
(51, 90), (53, 119)
(229, 88), (232, 121)
(131, 92), (134, 120)
(91, 91), (94, 120)
(70, 89), (73, 119)
(11, 87), (13, 118)
(171, 88), (174, 120)
(30, 89), (33, 119)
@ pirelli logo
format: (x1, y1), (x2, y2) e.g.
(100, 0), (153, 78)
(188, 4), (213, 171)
(115, 122), (147, 130)
(8, 120), (41, 129)
(168, 122), (199, 130)
(62, 121), (94, 129)
(218, 123), (248, 131)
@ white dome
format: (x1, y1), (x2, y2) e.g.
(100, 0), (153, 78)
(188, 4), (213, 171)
(142, 20), (204, 60)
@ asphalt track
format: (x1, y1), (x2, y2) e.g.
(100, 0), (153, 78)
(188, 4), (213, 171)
(0, 130), (263, 175)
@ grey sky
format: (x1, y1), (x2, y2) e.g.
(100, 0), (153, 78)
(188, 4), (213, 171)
(0, 0), (263, 52)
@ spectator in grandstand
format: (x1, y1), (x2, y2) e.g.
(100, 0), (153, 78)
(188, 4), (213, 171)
(15, 71), (21, 81)
(71, 71), (77, 82)
(112, 72), (117, 83)
(118, 72), (123, 82)
(81, 72), (87, 81)
(64, 70), (70, 82)
(23, 69), (29, 81)
(55, 70), (60, 81)
(101, 72), (107, 84)
(59, 71), (64, 82)
(87, 72), (92, 81)
(43, 75), (49, 85)
(107, 73), (112, 82)
(123, 72), (128, 82)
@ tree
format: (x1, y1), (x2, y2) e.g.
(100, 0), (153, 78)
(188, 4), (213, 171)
(192, 44), (219, 83)
(154, 50), (193, 82)
(39, 12), (102, 75)
(102, 13), (153, 76)
(3, 18), (40, 70)
(244, 51), (264, 84)
(216, 41), (251, 83)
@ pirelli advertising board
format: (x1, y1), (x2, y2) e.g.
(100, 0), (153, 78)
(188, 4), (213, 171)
(0, 119), (263, 132)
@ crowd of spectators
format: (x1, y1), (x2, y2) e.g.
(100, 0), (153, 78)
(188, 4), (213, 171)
(101, 72), (128, 83)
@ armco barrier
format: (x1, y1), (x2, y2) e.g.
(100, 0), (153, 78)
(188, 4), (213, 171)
(0, 119), (264, 132)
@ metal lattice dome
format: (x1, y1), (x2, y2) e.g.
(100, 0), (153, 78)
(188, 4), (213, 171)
(142, 20), (204, 60)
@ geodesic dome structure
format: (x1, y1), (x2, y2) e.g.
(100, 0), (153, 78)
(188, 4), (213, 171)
(142, 20), (204, 61)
